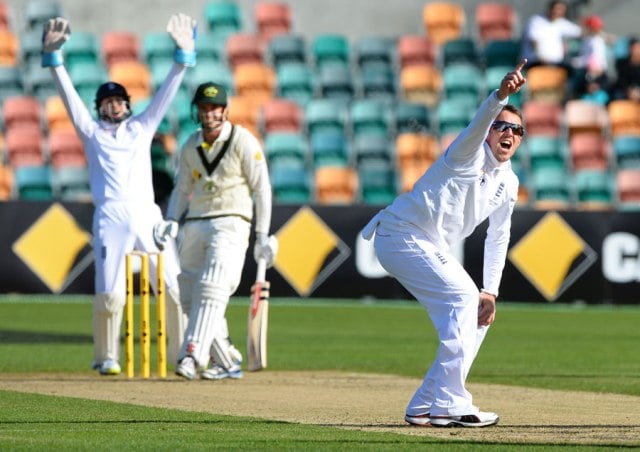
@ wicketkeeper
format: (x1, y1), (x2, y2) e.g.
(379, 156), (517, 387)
(154, 82), (278, 380)
(42, 13), (196, 376)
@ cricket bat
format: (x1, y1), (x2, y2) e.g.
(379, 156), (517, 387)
(247, 257), (269, 371)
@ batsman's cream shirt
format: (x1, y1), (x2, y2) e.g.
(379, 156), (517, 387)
(367, 91), (519, 295)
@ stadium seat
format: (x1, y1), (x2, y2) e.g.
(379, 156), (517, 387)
(358, 160), (397, 205)
(395, 102), (431, 134)
(108, 60), (152, 104)
(0, 163), (14, 200)
(0, 66), (23, 102)
(204, 0), (243, 37)
(525, 65), (568, 103)
(522, 101), (562, 136)
(276, 62), (315, 107)
(64, 31), (100, 69)
(355, 35), (394, 71)
(573, 169), (614, 210)
(14, 164), (53, 200)
(484, 66), (522, 107)
(48, 130), (86, 169)
(360, 65), (397, 102)
(400, 64), (442, 108)
(24, 64), (59, 101)
(612, 135), (640, 169)
(5, 125), (45, 167)
(422, 2), (465, 46)
(225, 32), (264, 70)
(0, 29), (18, 66)
(268, 33), (307, 68)
(24, 0), (63, 30)
(482, 39), (521, 68)
(194, 31), (225, 63)
(475, 3), (516, 43)
(568, 132), (610, 171)
(186, 60), (234, 95)
(312, 33), (350, 70)
(314, 165), (357, 204)
(254, 1), (292, 43)
(530, 166), (571, 209)
(142, 32), (175, 66)
(441, 38), (479, 67)
(616, 168), (640, 208)
(526, 135), (566, 171)
(261, 98), (303, 134)
(352, 133), (392, 165)
(436, 98), (474, 135)
(227, 95), (262, 139)
(317, 63), (354, 102)
(350, 99), (391, 137)
(0, 2), (10, 30)
(2, 96), (41, 130)
(53, 165), (91, 201)
(442, 63), (482, 104)
(397, 35), (437, 69)
(309, 131), (350, 167)
(68, 62), (109, 108)
(233, 62), (276, 105)
(608, 100), (640, 137)
(305, 98), (347, 137)
(149, 59), (185, 96)
(20, 28), (44, 68)
(564, 100), (608, 137)
(264, 132), (307, 166)
(270, 159), (311, 203)
(101, 31), (140, 68)
(395, 132), (438, 170)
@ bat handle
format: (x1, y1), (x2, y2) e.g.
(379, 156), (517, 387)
(256, 257), (267, 283)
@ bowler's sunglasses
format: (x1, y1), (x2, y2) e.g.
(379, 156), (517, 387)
(491, 121), (525, 137)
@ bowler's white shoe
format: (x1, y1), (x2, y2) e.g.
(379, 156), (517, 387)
(175, 356), (197, 380)
(430, 411), (499, 428)
(201, 363), (243, 380)
(405, 413), (431, 426)
(98, 359), (121, 376)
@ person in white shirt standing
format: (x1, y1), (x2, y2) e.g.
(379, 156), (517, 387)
(42, 14), (196, 376)
(362, 61), (527, 428)
(154, 82), (277, 380)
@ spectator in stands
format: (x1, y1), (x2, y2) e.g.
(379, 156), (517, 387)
(611, 37), (640, 101)
(572, 15), (610, 104)
(522, 0), (582, 70)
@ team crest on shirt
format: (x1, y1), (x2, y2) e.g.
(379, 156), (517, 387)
(255, 152), (263, 160)
(204, 181), (215, 192)
(193, 169), (201, 180)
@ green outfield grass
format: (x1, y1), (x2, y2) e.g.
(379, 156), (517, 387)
(0, 295), (638, 450)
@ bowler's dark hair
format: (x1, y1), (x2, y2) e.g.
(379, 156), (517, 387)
(501, 104), (523, 122)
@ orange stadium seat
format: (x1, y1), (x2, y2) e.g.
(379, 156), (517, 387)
(108, 60), (152, 104)
(228, 95), (262, 139)
(2, 96), (41, 130)
(522, 101), (562, 136)
(48, 130), (86, 169)
(226, 33), (264, 70)
(400, 64), (442, 108)
(0, 29), (18, 66)
(0, 163), (14, 200)
(422, 2), (466, 46)
(261, 98), (302, 134)
(395, 132), (438, 170)
(608, 100), (640, 137)
(564, 100), (608, 137)
(5, 125), (45, 167)
(102, 31), (140, 68)
(254, 1), (292, 43)
(525, 65), (568, 103)
(314, 166), (358, 204)
(617, 168), (640, 205)
(569, 132), (610, 171)
(44, 96), (74, 132)
(397, 35), (437, 68)
(233, 62), (275, 105)
(475, 3), (516, 43)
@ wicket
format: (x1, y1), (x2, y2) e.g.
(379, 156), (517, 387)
(125, 251), (167, 378)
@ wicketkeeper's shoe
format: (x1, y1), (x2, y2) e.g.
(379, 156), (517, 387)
(404, 413), (431, 426)
(175, 356), (197, 380)
(201, 363), (243, 380)
(429, 411), (499, 428)
(98, 359), (121, 376)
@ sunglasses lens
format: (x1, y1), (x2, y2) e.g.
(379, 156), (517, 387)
(493, 121), (524, 136)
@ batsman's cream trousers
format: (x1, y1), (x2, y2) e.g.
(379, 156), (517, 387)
(373, 220), (488, 417)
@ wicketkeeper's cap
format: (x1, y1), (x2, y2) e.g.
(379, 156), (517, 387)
(192, 82), (228, 107)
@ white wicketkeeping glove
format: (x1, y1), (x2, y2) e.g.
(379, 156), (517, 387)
(167, 13), (196, 51)
(42, 17), (71, 52)
(153, 220), (179, 251)
(254, 233), (278, 268)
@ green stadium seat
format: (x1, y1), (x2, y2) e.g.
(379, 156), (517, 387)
(482, 39), (521, 68)
(573, 169), (614, 209)
(350, 99), (391, 137)
(441, 38), (479, 67)
(19, 29), (42, 68)
(312, 33), (350, 70)
(310, 131), (349, 167)
(612, 135), (640, 169)
(64, 31), (100, 69)
(143, 32), (175, 66)
(186, 60), (234, 95)
(268, 33), (307, 68)
(15, 164), (53, 200)
(442, 63), (483, 104)
(526, 136), (566, 171)
(436, 98), (474, 135)
(204, 0), (242, 37)
(530, 166), (571, 208)
(358, 160), (397, 205)
(352, 133), (392, 165)
(264, 132), (308, 166)
(355, 35), (394, 71)
(485, 66), (522, 107)
(24, 0), (64, 30)
(395, 102), (430, 134)
(69, 62), (109, 109)
(276, 62), (315, 107)
(194, 31), (225, 63)
(360, 65), (397, 102)
(305, 98), (347, 137)
(318, 63), (354, 102)
(53, 165), (91, 201)
(270, 159), (312, 203)
(24, 64), (59, 101)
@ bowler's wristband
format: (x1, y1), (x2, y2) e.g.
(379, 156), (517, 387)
(42, 50), (63, 67)
(174, 49), (196, 66)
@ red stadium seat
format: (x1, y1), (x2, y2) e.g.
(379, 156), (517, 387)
(254, 2), (292, 43)
(617, 168), (640, 204)
(261, 98), (303, 134)
(48, 130), (86, 169)
(522, 101), (562, 136)
(225, 33), (264, 70)
(397, 35), (437, 68)
(102, 31), (140, 68)
(564, 100), (608, 137)
(2, 95), (41, 130)
(475, 3), (516, 43)
(569, 132), (610, 171)
(5, 125), (45, 167)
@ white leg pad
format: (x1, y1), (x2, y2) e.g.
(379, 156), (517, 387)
(92, 292), (125, 363)
(177, 272), (196, 313)
(165, 286), (187, 365)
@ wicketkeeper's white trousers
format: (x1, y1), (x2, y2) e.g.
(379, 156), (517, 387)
(372, 220), (489, 417)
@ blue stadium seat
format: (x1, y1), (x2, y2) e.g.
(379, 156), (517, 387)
(441, 38), (479, 67)
(352, 133), (393, 165)
(350, 99), (391, 137)
(276, 62), (315, 107)
(268, 34), (307, 68)
(15, 164), (53, 200)
(264, 132), (308, 167)
(204, 0), (242, 38)
(53, 166), (91, 201)
(530, 166), (571, 208)
(358, 160), (397, 205)
(64, 31), (100, 70)
(436, 98), (474, 136)
(305, 98), (347, 137)
(573, 169), (614, 210)
(312, 33), (350, 70)
(318, 63), (354, 102)
(395, 102), (430, 134)
(354, 35), (394, 71)
(442, 63), (483, 104)
(526, 136), (566, 171)
(360, 65), (397, 102)
(612, 135), (640, 169)
(482, 39), (521, 68)
(270, 159), (312, 203)
(309, 131), (350, 167)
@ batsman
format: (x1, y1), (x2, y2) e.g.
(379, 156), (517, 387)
(154, 82), (278, 380)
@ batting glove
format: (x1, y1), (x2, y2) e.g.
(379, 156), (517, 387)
(167, 13), (197, 66)
(153, 220), (179, 251)
(254, 233), (278, 268)
(41, 17), (70, 67)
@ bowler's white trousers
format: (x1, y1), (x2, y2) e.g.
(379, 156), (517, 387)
(372, 219), (489, 417)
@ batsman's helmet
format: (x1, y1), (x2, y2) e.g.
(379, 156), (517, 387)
(94, 81), (130, 111)
(192, 82), (228, 107)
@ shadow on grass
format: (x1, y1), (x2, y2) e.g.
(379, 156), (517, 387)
(0, 330), (92, 344)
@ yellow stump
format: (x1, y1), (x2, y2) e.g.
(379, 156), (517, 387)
(139, 253), (151, 379)
(155, 252), (167, 378)
(125, 254), (135, 378)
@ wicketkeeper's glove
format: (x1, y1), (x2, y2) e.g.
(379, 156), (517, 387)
(41, 17), (70, 67)
(167, 12), (197, 66)
(153, 220), (179, 251)
(254, 233), (278, 268)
